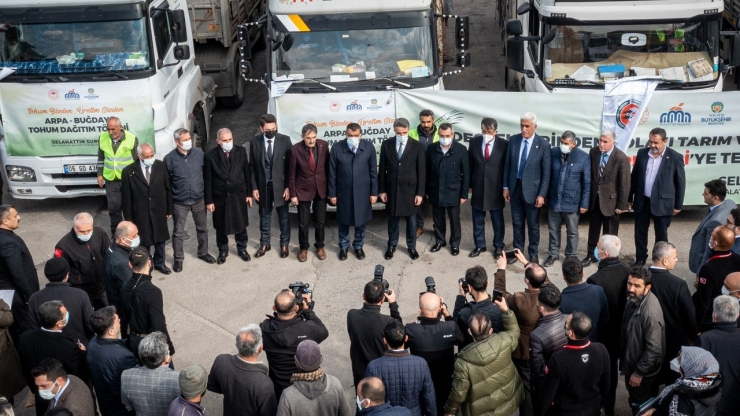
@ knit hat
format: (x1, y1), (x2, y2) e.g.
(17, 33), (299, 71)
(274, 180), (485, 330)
(179, 365), (207, 399)
(44, 257), (69, 282)
(295, 340), (323, 372)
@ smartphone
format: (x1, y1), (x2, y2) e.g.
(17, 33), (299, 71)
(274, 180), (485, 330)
(504, 250), (518, 259)
(493, 289), (504, 302)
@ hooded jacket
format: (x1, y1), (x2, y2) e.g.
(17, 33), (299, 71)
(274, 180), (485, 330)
(276, 373), (350, 416)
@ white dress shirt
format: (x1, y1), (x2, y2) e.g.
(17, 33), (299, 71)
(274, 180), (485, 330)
(482, 137), (494, 158)
(644, 148), (665, 198)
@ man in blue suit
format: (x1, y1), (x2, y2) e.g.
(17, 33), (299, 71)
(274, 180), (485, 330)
(328, 123), (379, 261)
(628, 127), (685, 266)
(544, 131), (590, 267)
(503, 112), (551, 264)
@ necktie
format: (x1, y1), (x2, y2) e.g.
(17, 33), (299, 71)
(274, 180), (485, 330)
(398, 142), (404, 159)
(267, 140), (273, 161)
(517, 139), (528, 179)
(145, 166), (150, 183)
(599, 153), (607, 177)
(225, 151), (229, 159)
(309, 147), (316, 172)
(351, 146), (357, 154)
(484, 142), (491, 161)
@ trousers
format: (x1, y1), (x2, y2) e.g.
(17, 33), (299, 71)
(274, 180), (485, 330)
(258, 186), (290, 246)
(388, 214), (417, 249)
(587, 195), (622, 254)
(105, 179), (123, 231)
(432, 204), (461, 247)
(172, 199), (209, 260)
(297, 194), (327, 249)
(547, 208), (580, 257)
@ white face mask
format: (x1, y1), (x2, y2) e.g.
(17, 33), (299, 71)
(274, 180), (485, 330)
(356, 395), (367, 410)
(141, 157), (155, 167)
(179, 140), (192, 151)
(722, 285), (731, 296)
(397, 135), (408, 145)
(439, 137), (453, 147)
(560, 144), (572, 154)
(670, 357), (680, 373)
(221, 141), (233, 152)
(347, 137), (361, 148)
(76, 232), (92, 242)
(125, 236), (140, 248)
(482, 134), (494, 142)
(38, 381), (59, 400)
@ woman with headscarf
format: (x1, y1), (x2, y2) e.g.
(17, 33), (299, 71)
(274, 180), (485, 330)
(643, 346), (722, 416)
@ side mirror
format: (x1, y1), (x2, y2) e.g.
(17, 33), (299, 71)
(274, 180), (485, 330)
(542, 28), (558, 45)
(456, 51), (471, 67)
(506, 37), (524, 72)
(517, 2), (532, 15)
(237, 25), (252, 60)
(732, 34), (740, 67)
(506, 19), (523, 37)
(171, 10), (189, 44)
(455, 17), (470, 49)
(173, 45), (190, 60)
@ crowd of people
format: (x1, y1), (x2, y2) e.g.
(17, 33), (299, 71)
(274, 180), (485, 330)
(0, 110), (739, 416)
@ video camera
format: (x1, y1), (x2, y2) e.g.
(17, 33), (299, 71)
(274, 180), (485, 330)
(374, 265), (390, 295)
(288, 282), (312, 303)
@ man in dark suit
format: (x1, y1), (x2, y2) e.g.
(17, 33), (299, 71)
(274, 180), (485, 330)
(649, 241), (696, 385)
(379, 118), (426, 260)
(503, 112), (551, 264)
(469, 117), (508, 258)
(426, 123), (469, 255)
(582, 130), (631, 267)
(328, 123), (378, 261)
(121, 143), (174, 274)
(0, 204), (38, 345)
(689, 179), (737, 273)
(250, 114), (291, 259)
(629, 127), (686, 266)
(288, 124), (329, 262)
(204, 128), (253, 264)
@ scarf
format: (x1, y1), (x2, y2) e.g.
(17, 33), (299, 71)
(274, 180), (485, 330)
(290, 368), (325, 383)
(657, 346), (719, 415)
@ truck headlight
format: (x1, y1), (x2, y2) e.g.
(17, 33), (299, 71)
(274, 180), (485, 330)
(6, 166), (37, 182)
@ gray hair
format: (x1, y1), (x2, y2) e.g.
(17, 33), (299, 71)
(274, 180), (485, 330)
(0, 396), (13, 416)
(139, 332), (169, 369)
(713, 295), (740, 323)
(216, 128), (232, 140)
(107, 117), (123, 127)
(73, 212), (93, 227)
(599, 235), (621, 257)
(393, 118), (410, 129)
(173, 128), (189, 142)
(236, 324), (262, 357)
(137, 143), (154, 157)
(521, 112), (537, 125)
(652, 241), (676, 262)
(561, 130), (576, 141)
(600, 129), (616, 141)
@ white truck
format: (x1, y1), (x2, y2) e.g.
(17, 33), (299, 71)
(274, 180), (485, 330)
(503, 0), (738, 93)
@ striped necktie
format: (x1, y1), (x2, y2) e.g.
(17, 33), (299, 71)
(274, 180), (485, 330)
(599, 153), (607, 177)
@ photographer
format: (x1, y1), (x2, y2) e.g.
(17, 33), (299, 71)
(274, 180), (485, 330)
(260, 288), (329, 399)
(453, 266), (504, 347)
(406, 291), (463, 416)
(347, 280), (402, 387)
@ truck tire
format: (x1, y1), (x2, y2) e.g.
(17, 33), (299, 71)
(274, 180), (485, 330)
(191, 105), (207, 148)
(217, 54), (245, 108)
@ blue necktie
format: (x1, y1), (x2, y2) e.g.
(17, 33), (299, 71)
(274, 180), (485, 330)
(517, 139), (528, 179)
(599, 153), (608, 177)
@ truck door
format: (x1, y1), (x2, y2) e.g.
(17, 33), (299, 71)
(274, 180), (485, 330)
(524, 7), (540, 91)
(150, 0), (181, 120)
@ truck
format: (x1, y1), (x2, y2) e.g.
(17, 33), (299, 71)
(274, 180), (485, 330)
(502, 0), (740, 93)
(0, 0), (258, 199)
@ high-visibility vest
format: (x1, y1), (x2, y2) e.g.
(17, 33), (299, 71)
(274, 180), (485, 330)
(409, 126), (439, 144)
(99, 130), (136, 181)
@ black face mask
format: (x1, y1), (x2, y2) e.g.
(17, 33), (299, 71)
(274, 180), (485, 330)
(264, 130), (277, 139)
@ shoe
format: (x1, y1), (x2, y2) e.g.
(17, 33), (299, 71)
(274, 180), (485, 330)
(581, 256), (596, 267)
(355, 248), (366, 260)
(543, 256), (557, 267)
(217, 252), (228, 264)
(237, 249), (251, 262)
(416, 227), (424, 238)
(173, 260), (183, 273)
(280, 245), (289, 258)
(409, 249), (420, 260)
(298, 250), (308, 262)
(316, 247), (326, 260)
(255, 245), (271, 258)
(451, 247), (460, 256)
(469, 247), (486, 258)
(530, 255), (539, 264)
(198, 254), (216, 264)
(494, 247), (503, 259)
(430, 243), (446, 252)
(633, 259), (646, 267)
(155, 265), (171, 275)
(339, 249), (348, 261)
(384, 245), (396, 260)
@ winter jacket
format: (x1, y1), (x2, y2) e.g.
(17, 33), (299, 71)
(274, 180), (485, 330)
(559, 282), (609, 342)
(276, 373), (350, 416)
(28, 282), (94, 346)
(167, 395), (206, 416)
(586, 257), (629, 356)
(529, 311), (568, 388)
(361, 403), (414, 416)
(348, 303), (402, 386)
(620, 292), (665, 378)
(547, 147), (590, 213)
(695, 322), (740, 416)
(104, 243), (133, 308)
(119, 273), (175, 354)
(366, 350), (436, 416)
(86, 336), (138, 416)
(425, 141), (470, 207)
(207, 354), (277, 416)
(453, 296), (504, 347)
(0, 299), (25, 401)
(54, 227), (110, 298)
(164, 147), (205, 205)
(653, 376), (722, 416)
(445, 310), (524, 416)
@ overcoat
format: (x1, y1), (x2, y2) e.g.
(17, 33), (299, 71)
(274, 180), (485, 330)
(121, 160), (173, 246)
(250, 133), (291, 207)
(469, 134), (508, 211)
(204, 144), (251, 234)
(378, 137), (425, 217)
(426, 141), (469, 207)
(328, 139), (378, 226)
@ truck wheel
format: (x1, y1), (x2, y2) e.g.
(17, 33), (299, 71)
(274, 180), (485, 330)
(191, 105), (207, 148)
(218, 54), (245, 108)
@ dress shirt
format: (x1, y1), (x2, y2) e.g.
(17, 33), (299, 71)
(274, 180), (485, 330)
(54, 378), (71, 406)
(709, 201), (724, 212)
(644, 148), (665, 198)
(441, 145), (451, 155)
(140, 160), (150, 180)
(482, 137), (494, 156)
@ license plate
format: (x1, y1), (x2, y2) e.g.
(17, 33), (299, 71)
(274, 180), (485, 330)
(63, 164), (97, 174)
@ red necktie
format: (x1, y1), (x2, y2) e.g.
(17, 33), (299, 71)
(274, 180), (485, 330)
(225, 151), (229, 159)
(309, 147), (316, 172)
(484, 142), (490, 161)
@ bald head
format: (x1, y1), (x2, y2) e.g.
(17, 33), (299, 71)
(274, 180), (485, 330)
(725, 272), (740, 299)
(357, 377), (386, 407)
(419, 293), (441, 318)
(469, 312), (493, 342)
(273, 290), (298, 317)
(712, 225), (736, 251)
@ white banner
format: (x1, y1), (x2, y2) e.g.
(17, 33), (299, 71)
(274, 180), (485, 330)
(601, 77), (660, 152)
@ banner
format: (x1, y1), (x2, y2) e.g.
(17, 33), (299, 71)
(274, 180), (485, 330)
(0, 79), (154, 157)
(601, 77), (660, 152)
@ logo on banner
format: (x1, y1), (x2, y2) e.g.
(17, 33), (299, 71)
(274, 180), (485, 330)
(48, 90), (59, 100)
(367, 98), (382, 111)
(329, 101), (341, 113)
(659, 103), (691, 126)
(702, 102), (731, 126)
(346, 100), (362, 111)
(84, 88), (99, 100)
(616, 99), (641, 129)
(64, 89), (80, 100)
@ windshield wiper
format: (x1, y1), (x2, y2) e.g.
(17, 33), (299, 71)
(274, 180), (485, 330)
(104, 69), (129, 80)
(354, 77), (414, 88)
(294, 78), (337, 91)
(19, 73), (58, 83)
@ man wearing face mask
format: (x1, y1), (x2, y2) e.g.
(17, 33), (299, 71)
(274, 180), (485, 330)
(722, 272), (740, 305)
(250, 114), (292, 259)
(97, 117), (139, 236)
(409, 109), (439, 239)
(204, 128), (253, 264)
(54, 213), (111, 309)
(33, 358), (95, 416)
(164, 128), (215, 273)
(693, 226), (740, 331)
(122, 143), (174, 275)
(104, 221), (138, 309)
(544, 131), (590, 267)
(379, 118), (426, 260)
(328, 123), (378, 260)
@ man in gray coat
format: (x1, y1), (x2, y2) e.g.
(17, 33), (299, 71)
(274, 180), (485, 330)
(689, 179), (737, 273)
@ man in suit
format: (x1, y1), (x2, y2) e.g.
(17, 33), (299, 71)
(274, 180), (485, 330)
(469, 117), (508, 258)
(582, 130), (631, 267)
(379, 118), (426, 260)
(689, 179), (737, 273)
(409, 109), (439, 238)
(629, 127), (686, 266)
(288, 124), (329, 262)
(328, 123), (378, 261)
(250, 114), (291, 259)
(503, 112), (551, 264)
(121, 143), (174, 274)
(545, 131), (590, 267)
(426, 123), (469, 256)
(33, 358), (95, 416)
(648, 241), (696, 385)
(204, 128), (252, 264)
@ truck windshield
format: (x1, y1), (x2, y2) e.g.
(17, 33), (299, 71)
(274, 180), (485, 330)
(0, 3), (151, 75)
(543, 20), (720, 85)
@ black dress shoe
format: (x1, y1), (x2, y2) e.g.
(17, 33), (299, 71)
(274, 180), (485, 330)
(469, 247), (486, 258)
(430, 243), (446, 252)
(339, 249), (348, 261)
(155, 265), (171, 275)
(632, 259), (646, 267)
(543, 256), (557, 267)
(255, 245), (271, 258)
(451, 247), (460, 256)
(238, 249), (251, 262)
(581, 256), (596, 267)
(217, 252), (228, 264)
(384, 245), (396, 260)
(355, 248), (366, 260)
(198, 254), (216, 264)
(530, 256), (539, 265)
(173, 260), (183, 273)
(408, 249), (419, 260)
(494, 247), (503, 259)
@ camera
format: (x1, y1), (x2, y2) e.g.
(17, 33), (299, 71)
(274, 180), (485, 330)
(425, 276), (436, 293)
(374, 265), (390, 294)
(458, 277), (469, 293)
(288, 282), (312, 302)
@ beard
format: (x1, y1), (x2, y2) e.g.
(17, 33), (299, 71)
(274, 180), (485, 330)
(627, 293), (646, 303)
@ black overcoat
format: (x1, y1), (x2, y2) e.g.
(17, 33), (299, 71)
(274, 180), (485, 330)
(121, 160), (173, 246)
(204, 145), (251, 234)
(426, 141), (470, 207)
(469, 134), (508, 211)
(327, 139), (378, 226)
